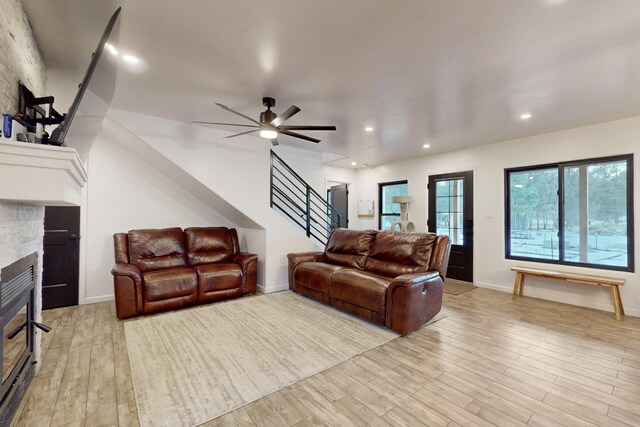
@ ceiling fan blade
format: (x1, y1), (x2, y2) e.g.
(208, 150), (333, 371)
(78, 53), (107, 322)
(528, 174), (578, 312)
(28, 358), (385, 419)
(215, 103), (262, 125)
(270, 138), (279, 146)
(224, 129), (259, 139)
(280, 130), (320, 143)
(277, 125), (336, 131)
(270, 105), (301, 127)
(191, 121), (259, 128)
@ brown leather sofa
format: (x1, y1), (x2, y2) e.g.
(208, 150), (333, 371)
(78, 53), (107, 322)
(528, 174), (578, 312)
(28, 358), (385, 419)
(288, 229), (451, 335)
(111, 227), (257, 319)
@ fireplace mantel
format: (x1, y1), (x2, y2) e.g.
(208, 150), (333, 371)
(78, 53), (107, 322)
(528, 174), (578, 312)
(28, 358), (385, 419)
(0, 141), (87, 206)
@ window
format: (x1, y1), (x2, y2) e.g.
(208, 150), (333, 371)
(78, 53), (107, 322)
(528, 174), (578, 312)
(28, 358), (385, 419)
(435, 178), (465, 245)
(505, 155), (634, 271)
(379, 180), (408, 230)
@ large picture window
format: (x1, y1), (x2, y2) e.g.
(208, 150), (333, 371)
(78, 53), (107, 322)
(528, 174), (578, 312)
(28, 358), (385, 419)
(379, 180), (408, 230)
(505, 155), (634, 271)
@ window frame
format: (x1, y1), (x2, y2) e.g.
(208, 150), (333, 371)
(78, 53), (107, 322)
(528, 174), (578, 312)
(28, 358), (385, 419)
(504, 154), (634, 272)
(378, 180), (408, 230)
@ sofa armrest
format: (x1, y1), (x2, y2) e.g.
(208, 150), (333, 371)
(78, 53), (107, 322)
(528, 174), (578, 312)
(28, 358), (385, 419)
(111, 263), (143, 319)
(385, 271), (444, 336)
(234, 252), (258, 294)
(287, 252), (325, 290)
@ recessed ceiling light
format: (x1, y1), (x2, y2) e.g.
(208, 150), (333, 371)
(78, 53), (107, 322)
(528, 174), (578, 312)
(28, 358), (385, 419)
(351, 162), (357, 166)
(423, 144), (431, 149)
(514, 184), (524, 188)
(105, 43), (118, 56)
(365, 127), (374, 132)
(123, 54), (140, 63)
(520, 113), (532, 120)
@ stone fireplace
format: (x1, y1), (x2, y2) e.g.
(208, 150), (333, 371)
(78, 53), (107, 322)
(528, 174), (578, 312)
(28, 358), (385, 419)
(0, 141), (86, 425)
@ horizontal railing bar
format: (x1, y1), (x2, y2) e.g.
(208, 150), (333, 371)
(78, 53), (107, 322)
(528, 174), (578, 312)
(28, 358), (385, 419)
(273, 166), (307, 193)
(272, 195), (305, 221)
(308, 227), (328, 242)
(309, 194), (344, 221)
(272, 192), (305, 217)
(271, 151), (308, 187)
(273, 175), (307, 206)
(273, 187), (306, 215)
(272, 202), (306, 229)
(309, 221), (328, 237)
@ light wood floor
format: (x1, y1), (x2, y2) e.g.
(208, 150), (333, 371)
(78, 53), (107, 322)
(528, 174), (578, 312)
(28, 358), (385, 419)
(15, 288), (640, 427)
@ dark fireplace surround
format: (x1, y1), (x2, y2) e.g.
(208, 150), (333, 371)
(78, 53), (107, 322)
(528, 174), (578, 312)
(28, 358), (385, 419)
(0, 253), (38, 426)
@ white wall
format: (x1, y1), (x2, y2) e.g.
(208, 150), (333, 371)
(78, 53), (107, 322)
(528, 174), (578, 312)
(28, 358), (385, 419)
(107, 109), (325, 292)
(83, 133), (239, 303)
(350, 116), (640, 317)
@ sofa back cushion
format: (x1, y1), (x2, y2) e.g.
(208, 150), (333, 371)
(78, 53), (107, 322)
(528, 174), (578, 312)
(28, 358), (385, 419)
(128, 228), (187, 273)
(428, 235), (451, 280)
(324, 229), (377, 269)
(364, 231), (436, 277)
(184, 227), (237, 266)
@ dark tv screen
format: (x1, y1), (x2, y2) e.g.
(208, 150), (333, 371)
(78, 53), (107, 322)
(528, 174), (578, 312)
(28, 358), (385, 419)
(50, 7), (121, 146)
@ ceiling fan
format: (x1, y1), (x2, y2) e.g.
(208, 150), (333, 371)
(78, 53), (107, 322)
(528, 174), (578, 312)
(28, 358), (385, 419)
(192, 97), (336, 146)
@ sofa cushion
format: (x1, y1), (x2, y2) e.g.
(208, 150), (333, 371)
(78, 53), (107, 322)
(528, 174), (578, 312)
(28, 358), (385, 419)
(330, 270), (391, 313)
(364, 231), (436, 278)
(142, 267), (197, 302)
(294, 262), (346, 294)
(195, 263), (242, 293)
(129, 228), (187, 273)
(324, 229), (377, 269)
(185, 227), (237, 266)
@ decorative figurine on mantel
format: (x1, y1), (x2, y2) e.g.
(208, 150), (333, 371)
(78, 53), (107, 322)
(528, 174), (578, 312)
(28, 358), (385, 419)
(390, 196), (415, 232)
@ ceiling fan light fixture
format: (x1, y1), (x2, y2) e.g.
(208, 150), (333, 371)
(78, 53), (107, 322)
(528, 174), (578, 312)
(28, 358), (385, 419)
(259, 129), (278, 139)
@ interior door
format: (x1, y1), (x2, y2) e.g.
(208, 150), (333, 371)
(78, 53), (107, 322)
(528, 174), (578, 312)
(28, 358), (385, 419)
(43, 206), (80, 309)
(428, 171), (474, 282)
(329, 183), (349, 229)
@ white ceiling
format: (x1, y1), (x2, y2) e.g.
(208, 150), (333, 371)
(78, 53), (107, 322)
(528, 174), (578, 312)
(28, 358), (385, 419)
(22, 0), (640, 167)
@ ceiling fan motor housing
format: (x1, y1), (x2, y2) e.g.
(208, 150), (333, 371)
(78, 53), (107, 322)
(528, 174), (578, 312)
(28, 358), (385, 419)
(260, 108), (277, 125)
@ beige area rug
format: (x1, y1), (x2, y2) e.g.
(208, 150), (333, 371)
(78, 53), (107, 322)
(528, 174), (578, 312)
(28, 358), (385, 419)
(124, 291), (398, 427)
(444, 278), (477, 295)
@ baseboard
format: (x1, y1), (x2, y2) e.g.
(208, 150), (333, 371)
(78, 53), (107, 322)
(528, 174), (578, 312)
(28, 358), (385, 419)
(83, 294), (115, 304)
(475, 281), (640, 318)
(258, 282), (290, 294)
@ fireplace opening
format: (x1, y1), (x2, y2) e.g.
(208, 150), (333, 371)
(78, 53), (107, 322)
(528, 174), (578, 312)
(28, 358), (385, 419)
(0, 253), (37, 427)
(3, 308), (28, 385)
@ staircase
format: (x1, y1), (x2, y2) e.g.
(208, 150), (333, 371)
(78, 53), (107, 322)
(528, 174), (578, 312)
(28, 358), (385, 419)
(270, 150), (345, 245)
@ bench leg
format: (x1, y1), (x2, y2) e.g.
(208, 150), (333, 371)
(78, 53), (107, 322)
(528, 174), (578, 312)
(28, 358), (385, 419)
(611, 285), (624, 320)
(513, 272), (521, 299)
(519, 275), (525, 297)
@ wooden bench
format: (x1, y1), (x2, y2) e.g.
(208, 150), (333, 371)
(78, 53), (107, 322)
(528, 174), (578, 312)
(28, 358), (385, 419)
(511, 266), (626, 320)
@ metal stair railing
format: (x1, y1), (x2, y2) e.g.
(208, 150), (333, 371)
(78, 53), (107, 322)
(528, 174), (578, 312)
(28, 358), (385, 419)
(270, 150), (345, 245)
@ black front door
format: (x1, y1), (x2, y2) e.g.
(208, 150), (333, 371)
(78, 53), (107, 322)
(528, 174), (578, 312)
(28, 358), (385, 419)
(428, 171), (474, 282)
(43, 206), (80, 309)
(329, 183), (349, 229)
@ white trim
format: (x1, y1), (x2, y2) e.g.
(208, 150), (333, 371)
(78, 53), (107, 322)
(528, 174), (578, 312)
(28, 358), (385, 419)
(84, 294), (114, 304)
(475, 281), (640, 318)
(258, 282), (289, 294)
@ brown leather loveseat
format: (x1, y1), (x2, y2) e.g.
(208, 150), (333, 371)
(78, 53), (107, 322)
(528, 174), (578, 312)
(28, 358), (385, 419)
(111, 227), (257, 319)
(288, 229), (451, 335)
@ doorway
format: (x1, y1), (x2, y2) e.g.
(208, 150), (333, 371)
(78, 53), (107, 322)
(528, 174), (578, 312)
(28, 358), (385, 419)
(428, 171), (474, 283)
(43, 206), (80, 309)
(327, 183), (348, 229)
